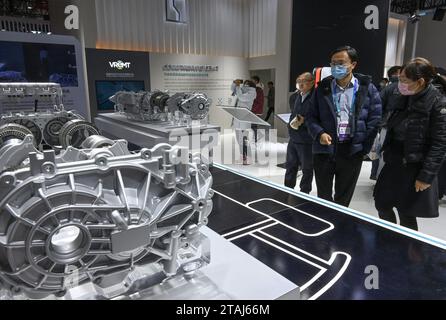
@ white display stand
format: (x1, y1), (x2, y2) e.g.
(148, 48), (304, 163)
(276, 113), (292, 125)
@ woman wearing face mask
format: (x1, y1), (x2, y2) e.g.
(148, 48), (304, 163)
(231, 80), (257, 165)
(374, 58), (446, 231)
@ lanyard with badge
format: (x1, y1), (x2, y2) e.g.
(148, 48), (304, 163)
(332, 79), (359, 141)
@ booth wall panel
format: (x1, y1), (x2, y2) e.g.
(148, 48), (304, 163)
(95, 0), (277, 58)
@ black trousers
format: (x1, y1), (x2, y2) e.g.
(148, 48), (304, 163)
(313, 144), (363, 207)
(265, 108), (275, 122)
(285, 142), (313, 194)
(370, 159), (380, 179)
(378, 209), (419, 231)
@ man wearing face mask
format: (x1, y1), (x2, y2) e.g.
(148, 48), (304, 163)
(285, 72), (315, 193)
(374, 58), (446, 230)
(306, 46), (382, 207)
(378, 78), (389, 92)
(231, 79), (257, 165)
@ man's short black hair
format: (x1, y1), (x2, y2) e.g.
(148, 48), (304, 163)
(268, 81), (274, 85)
(387, 66), (402, 78)
(330, 46), (359, 63)
(252, 75), (260, 83)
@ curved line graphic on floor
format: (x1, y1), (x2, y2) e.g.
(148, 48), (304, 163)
(246, 198), (334, 237)
(214, 190), (352, 300)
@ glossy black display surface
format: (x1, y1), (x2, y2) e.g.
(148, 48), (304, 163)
(209, 166), (446, 300)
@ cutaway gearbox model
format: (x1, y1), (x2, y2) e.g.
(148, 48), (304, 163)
(110, 90), (211, 122)
(0, 84), (214, 300)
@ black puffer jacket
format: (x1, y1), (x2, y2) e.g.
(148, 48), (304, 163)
(307, 73), (382, 156)
(382, 84), (446, 184)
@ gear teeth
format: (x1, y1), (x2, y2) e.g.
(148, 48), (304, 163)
(0, 123), (34, 146)
(59, 120), (100, 148)
(43, 117), (70, 147)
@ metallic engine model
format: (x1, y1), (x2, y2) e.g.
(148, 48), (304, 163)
(0, 110), (89, 148)
(58, 119), (100, 149)
(110, 90), (211, 122)
(0, 132), (213, 299)
(0, 82), (96, 149)
(0, 83), (64, 111)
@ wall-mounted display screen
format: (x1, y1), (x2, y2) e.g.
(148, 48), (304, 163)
(95, 80), (145, 111)
(0, 41), (78, 87)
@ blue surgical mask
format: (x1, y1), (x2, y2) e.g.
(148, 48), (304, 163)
(331, 65), (349, 80)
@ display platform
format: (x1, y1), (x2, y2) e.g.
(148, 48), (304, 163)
(35, 227), (298, 301)
(208, 164), (446, 300)
(219, 106), (271, 127)
(94, 113), (221, 159)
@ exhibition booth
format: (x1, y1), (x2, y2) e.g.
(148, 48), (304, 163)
(0, 0), (446, 302)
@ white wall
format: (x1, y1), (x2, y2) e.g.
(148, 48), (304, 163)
(248, 0), (293, 138)
(248, 0), (278, 57)
(94, 0), (277, 58)
(150, 52), (250, 129)
(95, 0), (245, 56)
(385, 17), (406, 74)
(48, 0), (283, 128)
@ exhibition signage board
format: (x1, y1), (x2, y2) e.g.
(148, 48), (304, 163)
(85, 48), (151, 117)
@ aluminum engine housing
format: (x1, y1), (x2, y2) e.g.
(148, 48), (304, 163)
(0, 135), (213, 299)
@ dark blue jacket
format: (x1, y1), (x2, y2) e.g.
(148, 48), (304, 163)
(288, 89), (314, 144)
(289, 92), (299, 111)
(307, 74), (382, 156)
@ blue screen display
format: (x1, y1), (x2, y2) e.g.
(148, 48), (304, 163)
(0, 41), (78, 87)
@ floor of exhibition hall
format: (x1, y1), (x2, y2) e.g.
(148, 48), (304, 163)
(218, 133), (446, 242)
(209, 157), (446, 299)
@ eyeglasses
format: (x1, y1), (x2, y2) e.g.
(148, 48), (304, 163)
(329, 62), (351, 68)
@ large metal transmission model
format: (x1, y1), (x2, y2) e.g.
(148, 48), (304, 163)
(0, 119), (213, 299)
(0, 110), (98, 149)
(0, 83), (100, 150)
(110, 90), (211, 122)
